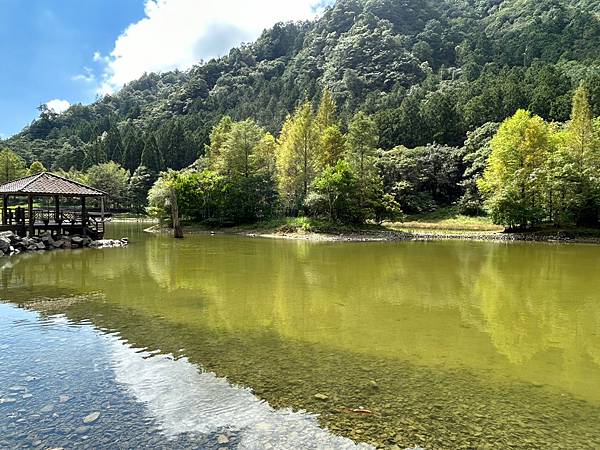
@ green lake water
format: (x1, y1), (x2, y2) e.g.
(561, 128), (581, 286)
(1, 222), (599, 449)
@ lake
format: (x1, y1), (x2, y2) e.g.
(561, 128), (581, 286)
(1, 223), (599, 449)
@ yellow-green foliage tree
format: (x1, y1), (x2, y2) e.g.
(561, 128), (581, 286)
(215, 119), (265, 178)
(316, 89), (345, 168)
(558, 83), (600, 225)
(316, 89), (337, 132)
(28, 161), (46, 176)
(276, 102), (320, 213)
(205, 115), (233, 164)
(0, 148), (27, 184)
(320, 125), (346, 168)
(478, 110), (555, 230)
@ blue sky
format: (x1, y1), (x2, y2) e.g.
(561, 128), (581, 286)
(0, 0), (145, 138)
(0, 0), (329, 139)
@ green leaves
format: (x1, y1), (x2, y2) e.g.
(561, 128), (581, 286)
(0, 148), (27, 184)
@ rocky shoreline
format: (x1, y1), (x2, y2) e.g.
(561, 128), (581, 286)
(145, 224), (600, 245)
(263, 229), (600, 244)
(0, 231), (128, 257)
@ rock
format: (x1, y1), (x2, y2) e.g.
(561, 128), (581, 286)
(59, 395), (70, 403)
(75, 425), (89, 434)
(0, 237), (10, 253)
(40, 404), (54, 413)
(217, 435), (230, 444)
(314, 393), (329, 401)
(52, 240), (63, 248)
(71, 236), (83, 245)
(35, 242), (46, 250)
(83, 411), (100, 424)
(41, 237), (54, 247)
(369, 380), (379, 390)
(9, 385), (26, 391)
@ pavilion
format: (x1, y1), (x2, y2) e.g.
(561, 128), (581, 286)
(0, 172), (108, 239)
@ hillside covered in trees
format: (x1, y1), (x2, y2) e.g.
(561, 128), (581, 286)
(2, 0), (600, 228)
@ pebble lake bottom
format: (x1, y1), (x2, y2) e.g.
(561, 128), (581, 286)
(0, 222), (599, 449)
(0, 304), (372, 450)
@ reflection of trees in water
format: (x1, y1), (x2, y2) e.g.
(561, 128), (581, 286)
(3, 234), (600, 403)
(472, 243), (600, 399)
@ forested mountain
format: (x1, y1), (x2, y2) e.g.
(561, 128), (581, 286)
(3, 0), (600, 174)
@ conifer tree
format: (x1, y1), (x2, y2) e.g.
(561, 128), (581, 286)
(140, 135), (163, 175)
(276, 102), (319, 213)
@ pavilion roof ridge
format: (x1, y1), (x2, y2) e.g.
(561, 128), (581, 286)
(0, 172), (107, 197)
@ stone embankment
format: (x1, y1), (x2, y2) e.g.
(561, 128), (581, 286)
(0, 231), (128, 256)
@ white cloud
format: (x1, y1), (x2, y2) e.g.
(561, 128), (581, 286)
(45, 99), (71, 114)
(96, 0), (330, 94)
(72, 66), (96, 83)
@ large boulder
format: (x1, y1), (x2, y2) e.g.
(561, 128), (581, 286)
(40, 234), (55, 247)
(71, 236), (84, 247)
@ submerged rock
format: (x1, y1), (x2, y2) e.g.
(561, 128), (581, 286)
(40, 404), (54, 413)
(314, 393), (329, 401)
(83, 411), (100, 424)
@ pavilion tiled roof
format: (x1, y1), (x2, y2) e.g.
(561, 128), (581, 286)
(0, 172), (106, 197)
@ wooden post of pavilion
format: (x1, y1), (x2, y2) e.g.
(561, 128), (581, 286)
(81, 196), (87, 237)
(2, 194), (7, 225)
(54, 195), (60, 236)
(27, 194), (34, 237)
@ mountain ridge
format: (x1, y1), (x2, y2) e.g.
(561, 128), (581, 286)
(3, 0), (600, 172)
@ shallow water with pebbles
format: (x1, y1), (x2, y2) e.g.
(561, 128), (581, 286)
(0, 304), (371, 450)
(1, 222), (599, 449)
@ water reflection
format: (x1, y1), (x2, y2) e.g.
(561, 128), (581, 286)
(0, 302), (369, 450)
(1, 223), (599, 448)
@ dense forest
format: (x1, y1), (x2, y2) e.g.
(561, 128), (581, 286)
(2, 0), (600, 228)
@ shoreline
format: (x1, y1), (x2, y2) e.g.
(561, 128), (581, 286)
(143, 224), (600, 245)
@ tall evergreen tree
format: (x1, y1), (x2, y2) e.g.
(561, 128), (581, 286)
(140, 134), (163, 175)
(121, 123), (145, 171)
(346, 112), (379, 207)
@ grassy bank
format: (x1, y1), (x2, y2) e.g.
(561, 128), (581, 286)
(393, 208), (502, 233)
(145, 207), (600, 244)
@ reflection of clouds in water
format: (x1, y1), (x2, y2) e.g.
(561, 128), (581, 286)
(109, 340), (372, 450)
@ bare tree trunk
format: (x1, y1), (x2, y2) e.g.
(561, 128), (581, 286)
(170, 187), (184, 239)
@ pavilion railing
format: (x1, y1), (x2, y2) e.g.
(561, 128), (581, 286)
(5, 208), (109, 228)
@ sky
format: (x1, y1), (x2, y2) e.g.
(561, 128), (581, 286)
(0, 0), (330, 139)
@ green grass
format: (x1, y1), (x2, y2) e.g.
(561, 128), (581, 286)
(393, 207), (502, 232)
